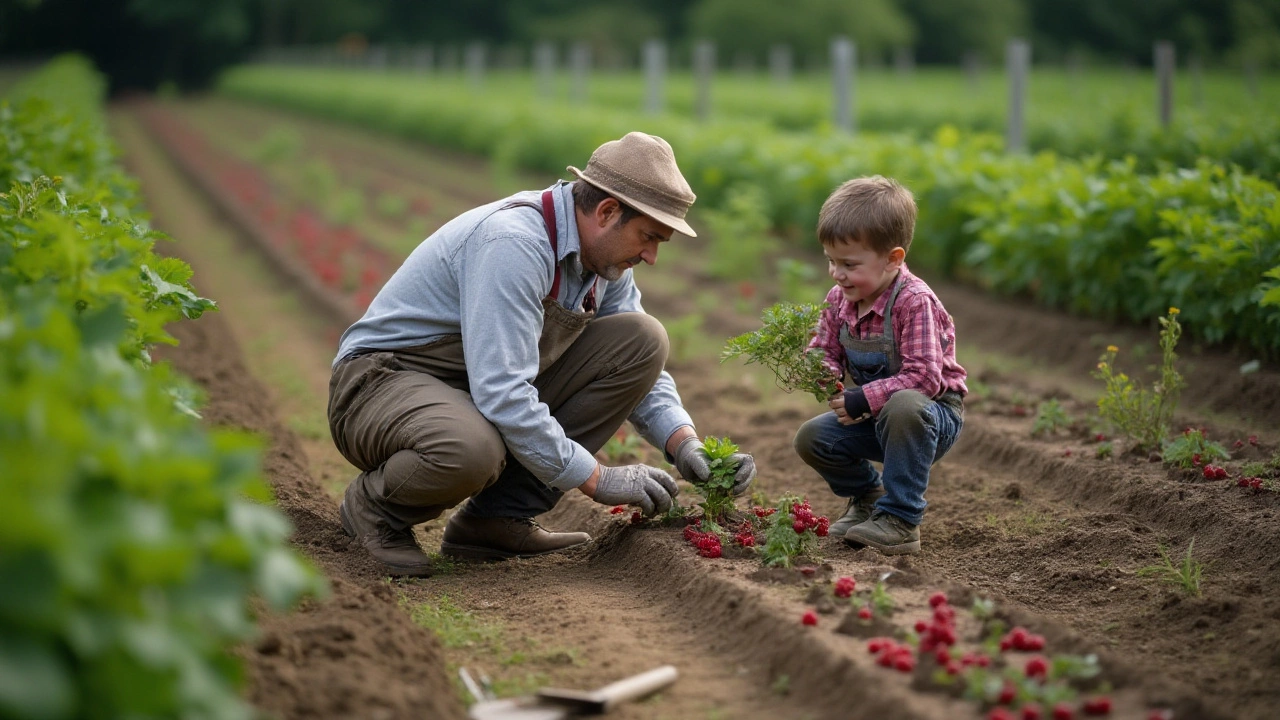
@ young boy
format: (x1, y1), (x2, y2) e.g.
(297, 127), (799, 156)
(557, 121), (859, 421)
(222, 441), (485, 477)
(792, 176), (967, 556)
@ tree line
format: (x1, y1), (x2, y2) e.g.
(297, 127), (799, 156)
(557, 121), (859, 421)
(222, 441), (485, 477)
(1, 0), (1276, 92)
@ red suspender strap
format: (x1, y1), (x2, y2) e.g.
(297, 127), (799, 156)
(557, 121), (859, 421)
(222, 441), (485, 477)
(540, 191), (561, 300)
(539, 189), (597, 311)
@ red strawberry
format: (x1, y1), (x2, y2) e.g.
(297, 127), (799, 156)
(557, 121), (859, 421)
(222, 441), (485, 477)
(945, 659), (962, 675)
(858, 606), (873, 620)
(934, 648), (951, 665)
(1094, 433), (1107, 442)
(1233, 439), (1245, 449)
(1082, 697), (1112, 716)
(792, 519), (808, 534)
(1025, 634), (1046, 651)
(1192, 453), (1201, 466)
(975, 654), (992, 668)
(928, 591), (949, 607)
(815, 517), (830, 537)
(1052, 703), (1074, 720)
(989, 709), (1015, 720)
(1022, 704), (1043, 720)
(801, 610), (818, 626)
(999, 637), (1014, 652)
(893, 655), (915, 673)
(1009, 627), (1031, 649)
(867, 638), (885, 653)
(997, 682), (1017, 705)
(610, 505), (626, 514)
(1025, 655), (1049, 679)
(834, 576), (856, 598)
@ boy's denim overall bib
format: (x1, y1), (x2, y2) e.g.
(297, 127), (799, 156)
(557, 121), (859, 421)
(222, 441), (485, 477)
(799, 278), (964, 526)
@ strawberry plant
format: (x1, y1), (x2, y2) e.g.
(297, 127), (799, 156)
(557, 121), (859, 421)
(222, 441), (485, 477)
(1162, 428), (1230, 469)
(1092, 309), (1186, 451)
(759, 495), (828, 567)
(722, 302), (841, 402)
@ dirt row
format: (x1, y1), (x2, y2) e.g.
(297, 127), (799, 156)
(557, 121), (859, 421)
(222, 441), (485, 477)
(116, 95), (1280, 720)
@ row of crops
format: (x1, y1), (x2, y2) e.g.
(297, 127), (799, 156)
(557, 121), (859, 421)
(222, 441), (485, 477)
(274, 67), (1280, 177)
(221, 66), (1280, 356)
(1, 56), (322, 719)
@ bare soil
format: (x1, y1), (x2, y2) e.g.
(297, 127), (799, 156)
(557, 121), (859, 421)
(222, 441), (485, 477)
(115, 95), (1280, 720)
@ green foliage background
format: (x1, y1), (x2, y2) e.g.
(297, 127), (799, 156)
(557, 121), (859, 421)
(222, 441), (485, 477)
(1, 55), (325, 720)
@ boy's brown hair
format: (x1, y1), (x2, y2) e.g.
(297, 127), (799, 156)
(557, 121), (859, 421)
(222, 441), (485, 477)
(817, 175), (917, 255)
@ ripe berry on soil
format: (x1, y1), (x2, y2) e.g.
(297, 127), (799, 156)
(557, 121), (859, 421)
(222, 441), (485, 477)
(1021, 704), (1043, 720)
(1025, 656), (1049, 679)
(928, 591), (948, 607)
(834, 576), (856, 598)
(801, 610), (818, 626)
(858, 606), (873, 620)
(1052, 703), (1074, 720)
(1082, 697), (1113, 716)
(609, 505), (625, 514)
(997, 683), (1017, 705)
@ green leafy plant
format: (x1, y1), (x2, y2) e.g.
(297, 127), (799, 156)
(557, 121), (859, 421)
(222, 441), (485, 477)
(723, 302), (840, 402)
(1091, 308), (1186, 451)
(1031, 399), (1072, 436)
(1, 55), (325, 720)
(1162, 428), (1230, 468)
(1137, 540), (1204, 596)
(696, 436), (741, 522)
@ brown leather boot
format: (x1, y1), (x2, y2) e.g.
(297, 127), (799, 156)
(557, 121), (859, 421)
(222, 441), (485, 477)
(440, 510), (590, 561)
(339, 482), (434, 577)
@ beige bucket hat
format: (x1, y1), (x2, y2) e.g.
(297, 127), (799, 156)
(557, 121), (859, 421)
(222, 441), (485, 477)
(567, 132), (698, 237)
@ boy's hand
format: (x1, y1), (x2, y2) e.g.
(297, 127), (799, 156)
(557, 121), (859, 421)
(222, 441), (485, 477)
(829, 388), (872, 426)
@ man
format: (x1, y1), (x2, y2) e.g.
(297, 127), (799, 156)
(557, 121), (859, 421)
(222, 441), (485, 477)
(328, 132), (756, 577)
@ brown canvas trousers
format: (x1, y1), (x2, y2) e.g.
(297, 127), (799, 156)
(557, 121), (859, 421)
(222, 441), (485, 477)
(327, 312), (670, 530)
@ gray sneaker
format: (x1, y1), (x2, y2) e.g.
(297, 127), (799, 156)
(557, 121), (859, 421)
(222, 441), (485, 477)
(843, 510), (921, 556)
(339, 483), (434, 577)
(828, 486), (887, 538)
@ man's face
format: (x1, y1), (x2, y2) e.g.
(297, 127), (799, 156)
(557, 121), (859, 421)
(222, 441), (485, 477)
(824, 238), (903, 306)
(583, 209), (673, 282)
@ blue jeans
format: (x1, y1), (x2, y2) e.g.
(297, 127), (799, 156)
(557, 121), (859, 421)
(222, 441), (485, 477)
(793, 390), (963, 526)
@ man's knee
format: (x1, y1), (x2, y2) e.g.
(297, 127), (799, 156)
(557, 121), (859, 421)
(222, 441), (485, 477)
(383, 417), (507, 507)
(609, 313), (669, 371)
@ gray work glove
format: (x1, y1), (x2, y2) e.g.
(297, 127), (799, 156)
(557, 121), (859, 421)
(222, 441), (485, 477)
(673, 437), (757, 497)
(593, 464), (680, 516)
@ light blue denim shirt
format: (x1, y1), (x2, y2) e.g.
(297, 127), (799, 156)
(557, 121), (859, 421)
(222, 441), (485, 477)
(334, 181), (694, 491)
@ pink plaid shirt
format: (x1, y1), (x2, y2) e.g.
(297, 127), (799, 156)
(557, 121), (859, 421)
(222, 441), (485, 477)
(809, 265), (968, 415)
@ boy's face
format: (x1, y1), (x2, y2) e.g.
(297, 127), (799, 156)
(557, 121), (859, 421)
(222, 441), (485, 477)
(824, 238), (905, 306)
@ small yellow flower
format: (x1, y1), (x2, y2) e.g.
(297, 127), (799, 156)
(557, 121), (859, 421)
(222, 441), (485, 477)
(1096, 362), (1106, 369)
(1168, 307), (1180, 315)
(1106, 345), (1118, 353)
